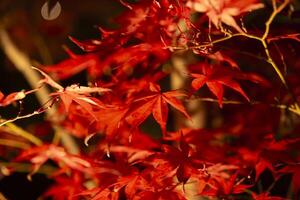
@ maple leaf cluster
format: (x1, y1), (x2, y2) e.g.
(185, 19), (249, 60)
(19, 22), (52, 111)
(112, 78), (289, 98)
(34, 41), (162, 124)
(1, 0), (300, 200)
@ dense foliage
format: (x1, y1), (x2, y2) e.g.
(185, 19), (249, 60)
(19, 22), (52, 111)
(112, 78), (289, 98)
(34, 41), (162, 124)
(1, 0), (300, 199)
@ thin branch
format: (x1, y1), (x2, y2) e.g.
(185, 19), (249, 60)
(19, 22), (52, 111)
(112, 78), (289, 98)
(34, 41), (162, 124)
(0, 110), (46, 127)
(218, 46), (268, 63)
(273, 42), (288, 75)
(181, 0), (291, 90)
(0, 28), (79, 154)
(188, 97), (300, 116)
(0, 29), (55, 115)
(180, 0), (299, 116)
(262, 0), (290, 40)
(268, 33), (300, 43)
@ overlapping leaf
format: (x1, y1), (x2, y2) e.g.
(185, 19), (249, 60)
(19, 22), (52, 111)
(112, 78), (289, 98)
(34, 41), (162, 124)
(191, 63), (268, 107)
(126, 83), (191, 134)
(187, 0), (264, 32)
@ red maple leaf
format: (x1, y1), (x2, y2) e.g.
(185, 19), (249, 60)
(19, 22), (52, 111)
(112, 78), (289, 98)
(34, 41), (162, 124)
(34, 67), (110, 119)
(126, 83), (191, 134)
(187, 0), (264, 32)
(191, 63), (267, 107)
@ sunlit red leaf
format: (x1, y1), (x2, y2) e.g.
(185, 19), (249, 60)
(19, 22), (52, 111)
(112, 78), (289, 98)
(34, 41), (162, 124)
(187, 0), (264, 32)
(126, 83), (190, 134)
(34, 67), (110, 118)
(190, 63), (268, 106)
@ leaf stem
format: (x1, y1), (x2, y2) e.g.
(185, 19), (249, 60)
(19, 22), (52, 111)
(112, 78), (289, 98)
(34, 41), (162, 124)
(0, 110), (45, 127)
(0, 27), (79, 154)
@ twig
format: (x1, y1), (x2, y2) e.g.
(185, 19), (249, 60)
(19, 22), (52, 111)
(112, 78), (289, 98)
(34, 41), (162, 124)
(0, 110), (46, 127)
(181, 0), (300, 116)
(268, 33), (300, 43)
(262, 0), (290, 40)
(188, 97), (300, 116)
(0, 28), (79, 154)
(0, 29), (54, 114)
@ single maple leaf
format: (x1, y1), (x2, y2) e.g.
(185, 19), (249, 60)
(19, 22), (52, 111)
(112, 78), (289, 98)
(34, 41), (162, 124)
(126, 83), (191, 134)
(191, 63), (253, 107)
(34, 67), (110, 118)
(187, 0), (264, 32)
